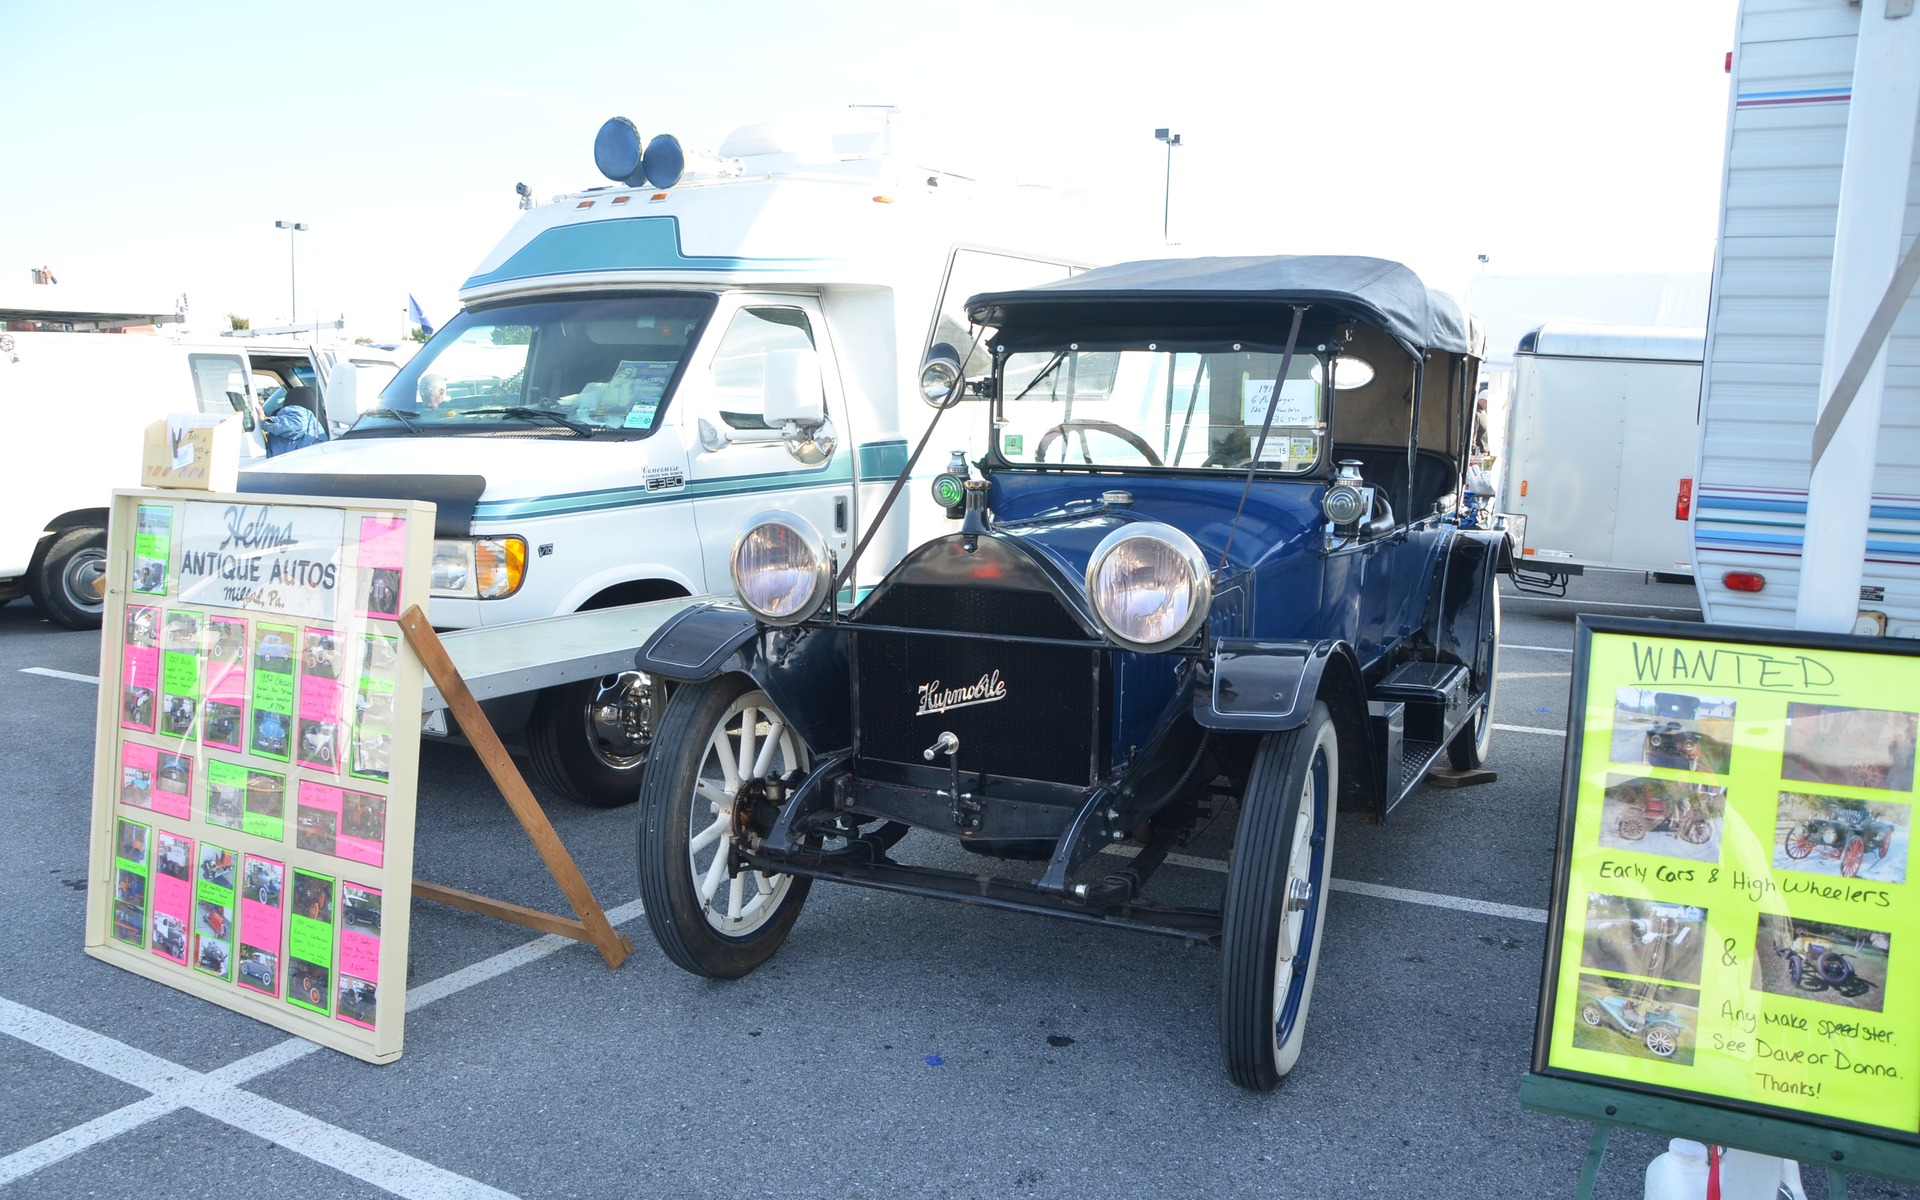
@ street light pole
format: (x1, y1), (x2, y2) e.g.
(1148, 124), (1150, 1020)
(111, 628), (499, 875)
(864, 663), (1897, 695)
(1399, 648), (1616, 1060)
(1154, 128), (1182, 244)
(274, 220), (308, 326)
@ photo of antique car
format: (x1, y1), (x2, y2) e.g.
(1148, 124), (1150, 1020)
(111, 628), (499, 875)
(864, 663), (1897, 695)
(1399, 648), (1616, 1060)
(299, 720), (338, 766)
(252, 710), (288, 756)
(1577, 985), (1691, 1061)
(255, 633), (295, 672)
(239, 949), (276, 989)
(151, 914), (186, 960)
(1780, 794), (1902, 879)
(1753, 914), (1890, 1013)
(1782, 703), (1919, 792)
(632, 256), (1514, 1091)
(1604, 776), (1719, 849)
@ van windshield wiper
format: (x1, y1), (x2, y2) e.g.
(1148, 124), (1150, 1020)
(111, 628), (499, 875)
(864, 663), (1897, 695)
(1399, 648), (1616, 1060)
(353, 407), (422, 434)
(462, 406), (597, 437)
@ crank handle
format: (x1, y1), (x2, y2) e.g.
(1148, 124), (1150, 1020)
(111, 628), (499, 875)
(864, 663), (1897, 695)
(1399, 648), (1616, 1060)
(923, 732), (959, 761)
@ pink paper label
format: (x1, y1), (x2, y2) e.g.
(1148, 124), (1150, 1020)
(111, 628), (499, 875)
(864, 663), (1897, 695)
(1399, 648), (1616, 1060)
(295, 780), (385, 867)
(121, 645), (159, 732)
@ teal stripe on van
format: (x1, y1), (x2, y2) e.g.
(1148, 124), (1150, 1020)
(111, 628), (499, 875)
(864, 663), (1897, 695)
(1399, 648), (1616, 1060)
(474, 459), (852, 521)
(463, 216), (827, 289)
(856, 440), (910, 478)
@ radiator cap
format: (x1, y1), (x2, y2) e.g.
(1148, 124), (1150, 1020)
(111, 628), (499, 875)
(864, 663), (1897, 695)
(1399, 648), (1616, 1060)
(1102, 490), (1133, 507)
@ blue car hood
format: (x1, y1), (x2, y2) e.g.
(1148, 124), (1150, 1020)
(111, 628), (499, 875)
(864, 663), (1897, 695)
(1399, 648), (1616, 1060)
(986, 471), (1324, 585)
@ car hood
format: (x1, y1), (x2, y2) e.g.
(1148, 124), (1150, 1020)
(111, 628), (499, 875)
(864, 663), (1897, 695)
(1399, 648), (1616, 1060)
(238, 431), (689, 537)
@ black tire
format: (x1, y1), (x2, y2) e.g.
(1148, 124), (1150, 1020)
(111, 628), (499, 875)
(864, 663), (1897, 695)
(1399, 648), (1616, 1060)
(1446, 583), (1500, 770)
(1220, 701), (1339, 1091)
(27, 527), (108, 630)
(526, 673), (661, 807)
(1616, 816), (1648, 841)
(637, 675), (812, 979)
(1785, 953), (1804, 988)
(1817, 952), (1852, 984)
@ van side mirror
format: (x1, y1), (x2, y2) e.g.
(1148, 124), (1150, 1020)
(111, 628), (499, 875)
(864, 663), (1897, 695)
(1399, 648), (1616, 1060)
(323, 368), (358, 430)
(762, 347), (825, 428)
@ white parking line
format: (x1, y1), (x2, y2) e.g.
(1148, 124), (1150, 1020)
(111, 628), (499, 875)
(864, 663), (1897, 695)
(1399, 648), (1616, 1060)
(1500, 643), (1572, 654)
(1102, 847), (1546, 923)
(19, 666), (99, 685)
(0, 901), (647, 1192)
(1495, 723), (1566, 737)
(1496, 671), (1569, 681)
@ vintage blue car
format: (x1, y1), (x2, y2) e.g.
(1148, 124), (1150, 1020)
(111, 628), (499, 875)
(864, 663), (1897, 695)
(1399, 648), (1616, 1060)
(1579, 992), (1686, 1059)
(633, 256), (1513, 1090)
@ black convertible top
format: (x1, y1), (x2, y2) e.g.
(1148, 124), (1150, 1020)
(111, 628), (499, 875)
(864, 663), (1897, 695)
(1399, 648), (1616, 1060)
(966, 255), (1482, 359)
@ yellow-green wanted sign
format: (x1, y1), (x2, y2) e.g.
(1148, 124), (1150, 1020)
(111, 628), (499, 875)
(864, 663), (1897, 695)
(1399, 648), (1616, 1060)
(1540, 619), (1919, 1142)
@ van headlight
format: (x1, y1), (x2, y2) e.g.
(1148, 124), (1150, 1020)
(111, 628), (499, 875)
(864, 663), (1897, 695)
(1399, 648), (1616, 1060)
(431, 537), (527, 599)
(732, 513), (830, 625)
(1084, 523), (1211, 652)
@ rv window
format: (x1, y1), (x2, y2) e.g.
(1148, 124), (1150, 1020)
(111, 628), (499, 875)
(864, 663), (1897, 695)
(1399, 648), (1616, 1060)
(711, 307), (816, 431)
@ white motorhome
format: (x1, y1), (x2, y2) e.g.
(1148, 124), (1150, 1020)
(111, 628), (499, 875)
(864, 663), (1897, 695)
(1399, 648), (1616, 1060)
(1692, 0), (1920, 632)
(0, 301), (410, 628)
(1501, 321), (1704, 591)
(242, 111), (1123, 805)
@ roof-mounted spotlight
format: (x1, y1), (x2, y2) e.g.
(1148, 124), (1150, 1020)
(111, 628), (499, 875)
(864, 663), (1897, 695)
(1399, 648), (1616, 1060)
(642, 134), (685, 190)
(593, 116), (648, 186)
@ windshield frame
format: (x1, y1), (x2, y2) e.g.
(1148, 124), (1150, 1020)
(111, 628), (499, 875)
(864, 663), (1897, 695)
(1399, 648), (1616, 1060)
(981, 335), (1336, 478)
(352, 290), (718, 441)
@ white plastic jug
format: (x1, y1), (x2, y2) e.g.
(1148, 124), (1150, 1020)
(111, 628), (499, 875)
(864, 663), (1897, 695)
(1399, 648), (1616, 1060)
(1643, 1141), (1808, 1200)
(1644, 1138), (1710, 1200)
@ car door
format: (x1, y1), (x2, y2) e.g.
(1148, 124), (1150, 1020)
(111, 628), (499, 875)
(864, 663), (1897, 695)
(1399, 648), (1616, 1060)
(683, 294), (851, 596)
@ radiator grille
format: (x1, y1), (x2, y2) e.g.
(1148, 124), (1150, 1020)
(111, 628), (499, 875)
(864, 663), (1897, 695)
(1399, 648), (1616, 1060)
(858, 584), (1088, 640)
(855, 629), (1100, 785)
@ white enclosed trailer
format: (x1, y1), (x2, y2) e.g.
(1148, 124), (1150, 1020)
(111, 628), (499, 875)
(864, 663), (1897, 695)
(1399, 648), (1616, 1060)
(1501, 321), (1704, 589)
(1692, 0), (1920, 633)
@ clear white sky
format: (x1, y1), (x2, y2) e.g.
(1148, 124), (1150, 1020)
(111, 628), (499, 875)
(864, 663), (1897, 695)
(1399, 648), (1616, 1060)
(0, 0), (1739, 338)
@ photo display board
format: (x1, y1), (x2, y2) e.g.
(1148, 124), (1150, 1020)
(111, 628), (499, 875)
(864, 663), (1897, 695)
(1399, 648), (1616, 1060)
(1537, 617), (1920, 1144)
(85, 489), (434, 1063)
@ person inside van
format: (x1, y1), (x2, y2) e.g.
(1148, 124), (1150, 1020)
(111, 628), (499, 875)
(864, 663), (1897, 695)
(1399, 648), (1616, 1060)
(262, 391), (325, 456)
(418, 373), (451, 414)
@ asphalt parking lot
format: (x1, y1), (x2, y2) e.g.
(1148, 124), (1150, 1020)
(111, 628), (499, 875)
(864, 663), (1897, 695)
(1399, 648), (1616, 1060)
(4, 571), (1916, 1199)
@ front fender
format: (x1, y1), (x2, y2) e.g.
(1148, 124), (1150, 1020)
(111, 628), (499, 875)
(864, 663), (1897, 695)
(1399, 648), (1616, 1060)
(1192, 639), (1339, 731)
(637, 604), (850, 754)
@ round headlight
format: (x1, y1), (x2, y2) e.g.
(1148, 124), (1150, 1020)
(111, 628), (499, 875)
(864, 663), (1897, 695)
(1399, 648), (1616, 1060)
(920, 357), (962, 407)
(1323, 483), (1368, 526)
(731, 513), (830, 625)
(1084, 523), (1212, 652)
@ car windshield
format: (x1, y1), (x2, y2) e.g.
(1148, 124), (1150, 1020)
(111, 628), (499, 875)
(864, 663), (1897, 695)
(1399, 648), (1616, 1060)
(993, 345), (1328, 474)
(354, 293), (716, 439)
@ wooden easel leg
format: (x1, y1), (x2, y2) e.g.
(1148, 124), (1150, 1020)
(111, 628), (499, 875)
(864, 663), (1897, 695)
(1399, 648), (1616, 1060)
(399, 606), (634, 968)
(1828, 1165), (1849, 1199)
(1575, 1123), (1611, 1200)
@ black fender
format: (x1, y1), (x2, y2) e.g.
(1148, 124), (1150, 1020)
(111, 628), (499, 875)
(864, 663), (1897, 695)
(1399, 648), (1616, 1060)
(1427, 529), (1503, 682)
(1194, 638), (1382, 818)
(636, 602), (851, 754)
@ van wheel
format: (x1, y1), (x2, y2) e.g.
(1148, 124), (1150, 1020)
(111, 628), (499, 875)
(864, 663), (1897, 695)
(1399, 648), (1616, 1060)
(28, 527), (108, 630)
(526, 673), (663, 807)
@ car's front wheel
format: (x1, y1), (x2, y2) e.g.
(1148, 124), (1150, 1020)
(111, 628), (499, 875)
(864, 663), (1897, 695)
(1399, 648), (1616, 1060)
(1220, 702), (1338, 1091)
(637, 675), (811, 979)
(1644, 1025), (1679, 1058)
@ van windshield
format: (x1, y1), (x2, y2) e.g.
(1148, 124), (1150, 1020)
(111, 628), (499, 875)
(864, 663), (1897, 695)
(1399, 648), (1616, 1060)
(355, 293), (716, 439)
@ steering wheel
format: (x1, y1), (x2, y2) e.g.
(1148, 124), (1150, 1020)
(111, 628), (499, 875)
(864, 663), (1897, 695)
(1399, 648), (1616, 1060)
(1034, 420), (1163, 466)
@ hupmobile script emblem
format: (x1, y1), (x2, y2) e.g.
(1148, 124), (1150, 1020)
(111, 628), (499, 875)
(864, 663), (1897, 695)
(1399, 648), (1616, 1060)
(916, 671), (1007, 716)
